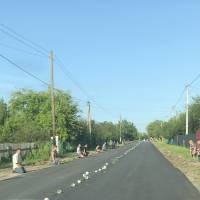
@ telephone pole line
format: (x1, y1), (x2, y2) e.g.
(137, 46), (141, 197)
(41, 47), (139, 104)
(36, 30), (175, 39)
(185, 85), (189, 135)
(87, 101), (92, 143)
(50, 50), (56, 138)
(119, 115), (122, 143)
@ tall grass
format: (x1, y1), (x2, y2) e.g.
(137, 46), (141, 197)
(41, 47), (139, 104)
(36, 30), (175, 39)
(24, 143), (51, 165)
(155, 141), (193, 161)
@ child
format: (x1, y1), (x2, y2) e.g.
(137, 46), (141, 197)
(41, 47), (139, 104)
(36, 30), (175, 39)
(196, 140), (200, 162)
(189, 140), (196, 158)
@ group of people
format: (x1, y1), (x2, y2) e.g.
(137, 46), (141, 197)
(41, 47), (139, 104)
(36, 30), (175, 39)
(76, 142), (107, 158)
(189, 139), (200, 161)
(76, 144), (89, 158)
(12, 144), (60, 174)
(12, 142), (109, 174)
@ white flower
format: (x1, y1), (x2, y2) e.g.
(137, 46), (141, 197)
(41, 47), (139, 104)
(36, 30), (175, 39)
(71, 183), (76, 187)
(85, 171), (89, 176)
(83, 174), (86, 178)
(56, 189), (63, 194)
(102, 165), (107, 170)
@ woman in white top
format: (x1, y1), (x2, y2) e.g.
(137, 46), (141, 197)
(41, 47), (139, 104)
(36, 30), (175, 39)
(77, 144), (84, 158)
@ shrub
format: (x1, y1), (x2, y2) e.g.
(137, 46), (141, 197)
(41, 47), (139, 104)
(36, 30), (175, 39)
(24, 143), (51, 165)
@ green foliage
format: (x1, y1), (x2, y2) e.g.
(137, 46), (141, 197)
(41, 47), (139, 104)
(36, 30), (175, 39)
(147, 120), (163, 138)
(155, 141), (193, 161)
(0, 89), (79, 143)
(0, 89), (138, 147)
(0, 99), (7, 126)
(24, 143), (51, 165)
(120, 120), (138, 140)
(147, 96), (200, 139)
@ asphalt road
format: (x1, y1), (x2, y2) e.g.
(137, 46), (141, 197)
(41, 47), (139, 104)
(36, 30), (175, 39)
(0, 142), (199, 200)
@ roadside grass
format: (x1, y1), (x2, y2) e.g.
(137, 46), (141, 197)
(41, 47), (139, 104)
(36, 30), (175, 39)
(155, 141), (193, 161)
(154, 141), (200, 192)
(24, 143), (51, 165)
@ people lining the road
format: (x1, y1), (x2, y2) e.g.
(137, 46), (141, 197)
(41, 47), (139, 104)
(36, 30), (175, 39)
(189, 140), (196, 158)
(77, 144), (84, 158)
(83, 144), (89, 157)
(188, 139), (200, 161)
(51, 144), (59, 165)
(196, 140), (200, 162)
(76, 141), (119, 157)
(12, 148), (26, 174)
(102, 142), (107, 151)
(96, 145), (102, 153)
(112, 141), (116, 149)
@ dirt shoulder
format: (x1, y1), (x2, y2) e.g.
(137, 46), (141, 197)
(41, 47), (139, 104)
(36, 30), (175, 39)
(153, 141), (200, 192)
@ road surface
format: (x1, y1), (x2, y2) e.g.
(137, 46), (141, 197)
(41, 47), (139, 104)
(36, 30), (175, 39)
(0, 142), (199, 200)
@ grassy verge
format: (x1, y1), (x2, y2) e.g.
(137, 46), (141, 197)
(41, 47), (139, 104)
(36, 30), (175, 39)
(154, 141), (200, 192)
(155, 141), (194, 161)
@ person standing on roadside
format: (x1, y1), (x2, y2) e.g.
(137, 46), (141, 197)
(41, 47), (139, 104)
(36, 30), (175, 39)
(51, 144), (59, 165)
(83, 144), (89, 157)
(102, 142), (107, 151)
(196, 140), (200, 162)
(12, 148), (26, 174)
(77, 144), (84, 158)
(189, 140), (196, 157)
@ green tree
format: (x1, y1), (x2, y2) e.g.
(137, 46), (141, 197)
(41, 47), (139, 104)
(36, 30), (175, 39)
(0, 99), (7, 126)
(3, 89), (79, 143)
(120, 120), (138, 140)
(146, 120), (163, 138)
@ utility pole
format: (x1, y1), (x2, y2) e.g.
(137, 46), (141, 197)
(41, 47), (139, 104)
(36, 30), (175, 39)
(186, 85), (189, 135)
(160, 121), (163, 128)
(119, 115), (122, 143)
(50, 50), (56, 138)
(87, 101), (92, 143)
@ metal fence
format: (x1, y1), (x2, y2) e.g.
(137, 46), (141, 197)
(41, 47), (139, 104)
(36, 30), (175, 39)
(0, 143), (36, 161)
(170, 133), (199, 148)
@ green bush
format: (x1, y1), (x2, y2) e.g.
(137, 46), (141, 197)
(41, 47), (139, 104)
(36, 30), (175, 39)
(24, 143), (51, 165)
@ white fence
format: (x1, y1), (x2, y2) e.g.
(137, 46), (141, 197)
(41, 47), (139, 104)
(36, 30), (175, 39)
(0, 143), (36, 161)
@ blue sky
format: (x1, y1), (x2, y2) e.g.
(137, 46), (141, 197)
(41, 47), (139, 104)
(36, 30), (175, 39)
(1, 0), (200, 132)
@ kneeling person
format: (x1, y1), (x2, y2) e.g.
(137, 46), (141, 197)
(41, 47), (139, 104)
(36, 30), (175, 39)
(12, 148), (26, 174)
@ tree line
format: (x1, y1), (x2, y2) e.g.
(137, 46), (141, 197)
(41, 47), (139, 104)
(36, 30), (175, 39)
(0, 89), (138, 146)
(147, 96), (200, 139)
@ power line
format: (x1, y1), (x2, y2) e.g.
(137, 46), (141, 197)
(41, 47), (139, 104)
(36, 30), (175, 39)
(0, 23), (49, 55)
(189, 73), (200, 86)
(54, 56), (117, 117)
(0, 27), (48, 57)
(0, 53), (49, 86)
(172, 87), (186, 109)
(0, 53), (92, 108)
(0, 23), (118, 118)
(0, 42), (45, 57)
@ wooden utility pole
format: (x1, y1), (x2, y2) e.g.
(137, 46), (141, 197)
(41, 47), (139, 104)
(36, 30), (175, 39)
(87, 101), (92, 142)
(50, 50), (56, 138)
(185, 85), (189, 135)
(119, 115), (122, 143)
